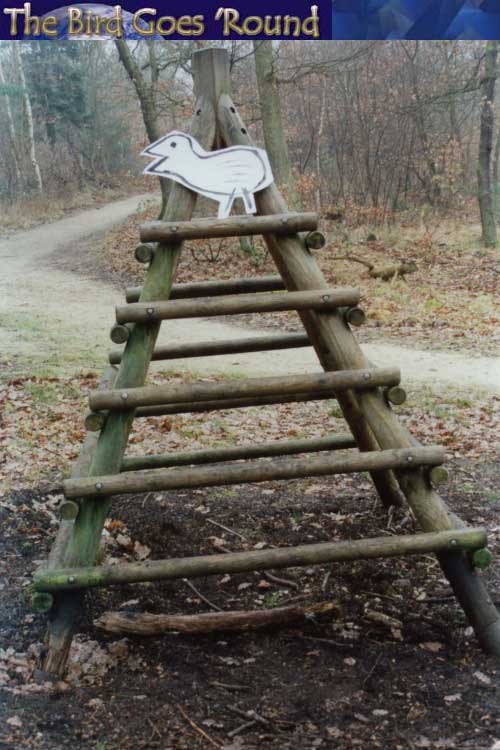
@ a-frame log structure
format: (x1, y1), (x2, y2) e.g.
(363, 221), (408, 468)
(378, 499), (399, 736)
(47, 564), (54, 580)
(35, 48), (500, 675)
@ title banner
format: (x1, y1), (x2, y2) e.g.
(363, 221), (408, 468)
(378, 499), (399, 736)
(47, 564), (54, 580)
(1, 0), (500, 39)
(1, 1), (329, 39)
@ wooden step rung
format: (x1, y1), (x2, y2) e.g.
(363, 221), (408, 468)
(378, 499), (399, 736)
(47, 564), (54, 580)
(140, 212), (318, 243)
(89, 367), (400, 413)
(115, 287), (360, 324)
(125, 275), (285, 303)
(86, 390), (340, 430)
(135, 390), (339, 417)
(109, 332), (311, 365)
(120, 433), (357, 472)
(63, 446), (445, 499)
(34, 527), (485, 592)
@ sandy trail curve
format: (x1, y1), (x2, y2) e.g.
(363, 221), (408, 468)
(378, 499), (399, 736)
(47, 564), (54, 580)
(0, 195), (498, 395)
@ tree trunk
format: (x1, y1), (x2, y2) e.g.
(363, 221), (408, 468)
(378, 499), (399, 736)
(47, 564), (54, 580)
(12, 45), (43, 197)
(478, 41), (498, 247)
(115, 40), (169, 217)
(0, 58), (23, 197)
(253, 42), (294, 193)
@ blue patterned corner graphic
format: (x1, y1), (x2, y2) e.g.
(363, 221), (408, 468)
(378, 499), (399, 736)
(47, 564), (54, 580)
(332, 0), (500, 40)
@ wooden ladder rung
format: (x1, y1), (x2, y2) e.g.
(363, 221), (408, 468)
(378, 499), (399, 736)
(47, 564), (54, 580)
(89, 367), (400, 413)
(63, 446), (445, 499)
(140, 212), (318, 243)
(134, 389), (339, 418)
(86, 389), (341, 430)
(125, 275), (285, 303)
(120, 433), (357, 472)
(34, 527), (485, 592)
(109, 332), (311, 365)
(116, 288), (359, 325)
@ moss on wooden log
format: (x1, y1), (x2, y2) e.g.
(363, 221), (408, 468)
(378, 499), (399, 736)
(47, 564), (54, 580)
(110, 324), (131, 345)
(126, 275), (285, 303)
(41, 85), (218, 675)
(134, 243), (155, 264)
(428, 466), (449, 486)
(385, 386), (407, 406)
(95, 601), (338, 635)
(140, 212), (318, 243)
(305, 231), (326, 250)
(214, 65), (500, 656)
(116, 287), (360, 325)
(64, 446), (445, 500)
(34, 528), (485, 592)
(344, 307), (367, 327)
(471, 548), (493, 570)
(42, 367), (118, 674)
(31, 592), (54, 614)
(109, 332), (311, 365)
(120, 433), (356, 472)
(90, 367), (400, 413)
(59, 501), (80, 521)
(84, 411), (106, 432)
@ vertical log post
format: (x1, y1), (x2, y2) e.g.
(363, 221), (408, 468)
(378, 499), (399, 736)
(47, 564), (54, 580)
(202, 47), (500, 655)
(42, 367), (117, 675)
(42, 91), (217, 675)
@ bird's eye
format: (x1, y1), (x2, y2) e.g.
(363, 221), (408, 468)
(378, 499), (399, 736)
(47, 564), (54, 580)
(170, 142), (177, 148)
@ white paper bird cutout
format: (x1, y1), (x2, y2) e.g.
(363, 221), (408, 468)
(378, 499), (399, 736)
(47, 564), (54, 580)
(142, 131), (274, 219)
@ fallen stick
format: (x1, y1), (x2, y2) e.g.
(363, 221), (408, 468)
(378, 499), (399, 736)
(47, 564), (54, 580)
(94, 601), (338, 635)
(177, 704), (221, 749)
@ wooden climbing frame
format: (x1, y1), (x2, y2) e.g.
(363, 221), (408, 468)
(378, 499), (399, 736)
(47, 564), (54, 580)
(34, 48), (500, 676)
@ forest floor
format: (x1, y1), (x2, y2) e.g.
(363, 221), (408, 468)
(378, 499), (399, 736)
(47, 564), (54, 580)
(0, 196), (499, 749)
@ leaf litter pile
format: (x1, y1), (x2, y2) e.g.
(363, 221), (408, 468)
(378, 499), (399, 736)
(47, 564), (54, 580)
(1, 203), (500, 749)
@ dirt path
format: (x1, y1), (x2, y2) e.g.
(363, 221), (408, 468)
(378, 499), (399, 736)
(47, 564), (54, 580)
(1, 196), (499, 394)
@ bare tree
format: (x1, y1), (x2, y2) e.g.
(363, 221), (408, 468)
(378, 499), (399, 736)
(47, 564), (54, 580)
(0, 55), (22, 198)
(12, 44), (42, 196)
(253, 41), (293, 191)
(478, 41), (498, 247)
(115, 40), (169, 216)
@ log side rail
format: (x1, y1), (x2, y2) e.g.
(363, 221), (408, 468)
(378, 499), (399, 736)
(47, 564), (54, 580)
(125, 275), (286, 303)
(213, 52), (500, 657)
(63, 446), (445, 500)
(115, 287), (360, 324)
(109, 332), (312, 365)
(39, 366), (119, 670)
(120, 433), (357, 472)
(33, 528), (486, 593)
(89, 367), (401, 413)
(140, 211), (318, 243)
